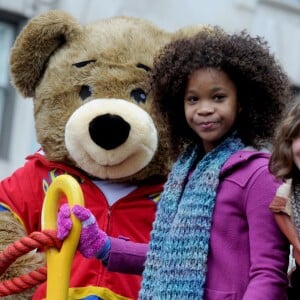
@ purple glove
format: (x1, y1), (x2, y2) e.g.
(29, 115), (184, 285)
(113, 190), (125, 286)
(57, 204), (110, 259)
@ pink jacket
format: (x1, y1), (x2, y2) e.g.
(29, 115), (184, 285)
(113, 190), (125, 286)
(107, 150), (289, 300)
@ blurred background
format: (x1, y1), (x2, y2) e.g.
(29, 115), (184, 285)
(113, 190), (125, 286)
(1, 0), (300, 179)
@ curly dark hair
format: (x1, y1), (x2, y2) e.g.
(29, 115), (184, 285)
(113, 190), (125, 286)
(150, 26), (292, 159)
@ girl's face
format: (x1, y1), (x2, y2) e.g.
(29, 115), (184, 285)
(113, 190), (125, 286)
(184, 68), (239, 152)
(292, 136), (300, 169)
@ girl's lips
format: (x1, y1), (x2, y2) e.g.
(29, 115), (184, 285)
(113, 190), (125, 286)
(199, 121), (217, 129)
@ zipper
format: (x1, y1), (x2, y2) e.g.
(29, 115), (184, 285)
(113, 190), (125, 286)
(106, 206), (111, 232)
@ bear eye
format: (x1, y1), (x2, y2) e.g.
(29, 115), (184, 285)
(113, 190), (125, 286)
(79, 85), (92, 100)
(73, 60), (96, 68)
(130, 88), (147, 104)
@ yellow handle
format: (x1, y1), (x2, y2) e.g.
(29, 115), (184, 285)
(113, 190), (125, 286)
(41, 174), (85, 300)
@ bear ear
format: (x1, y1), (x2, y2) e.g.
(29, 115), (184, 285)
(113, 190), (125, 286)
(9, 10), (82, 98)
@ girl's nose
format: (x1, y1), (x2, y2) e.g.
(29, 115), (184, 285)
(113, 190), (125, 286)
(196, 103), (214, 115)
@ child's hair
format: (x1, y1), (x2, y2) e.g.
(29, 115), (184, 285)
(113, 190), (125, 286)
(270, 99), (300, 180)
(150, 26), (291, 158)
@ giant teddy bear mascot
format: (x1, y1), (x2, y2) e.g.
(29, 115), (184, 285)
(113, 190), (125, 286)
(0, 10), (203, 300)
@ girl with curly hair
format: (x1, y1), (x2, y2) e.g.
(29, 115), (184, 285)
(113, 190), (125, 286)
(269, 100), (300, 299)
(58, 27), (291, 299)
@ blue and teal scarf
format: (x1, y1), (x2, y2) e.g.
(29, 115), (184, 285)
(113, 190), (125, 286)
(139, 133), (244, 300)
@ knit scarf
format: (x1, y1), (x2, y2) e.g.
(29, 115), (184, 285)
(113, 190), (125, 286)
(139, 133), (245, 300)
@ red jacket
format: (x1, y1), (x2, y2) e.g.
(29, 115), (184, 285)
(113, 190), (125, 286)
(0, 152), (163, 299)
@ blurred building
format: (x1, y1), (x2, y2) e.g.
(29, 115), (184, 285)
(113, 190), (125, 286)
(0, 0), (300, 178)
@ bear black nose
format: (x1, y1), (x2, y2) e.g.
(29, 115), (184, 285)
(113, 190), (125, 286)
(89, 114), (131, 150)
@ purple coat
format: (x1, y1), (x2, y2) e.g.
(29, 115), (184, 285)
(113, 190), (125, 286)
(107, 150), (289, 300)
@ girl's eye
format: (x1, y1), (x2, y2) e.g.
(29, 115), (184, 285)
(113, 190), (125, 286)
(185, 96), (198, 103)
(214, 94), (226, 101)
